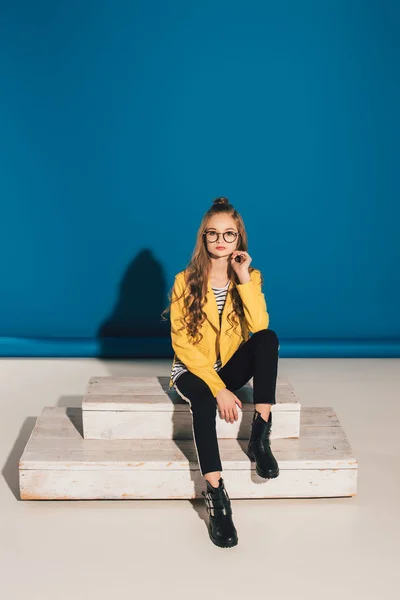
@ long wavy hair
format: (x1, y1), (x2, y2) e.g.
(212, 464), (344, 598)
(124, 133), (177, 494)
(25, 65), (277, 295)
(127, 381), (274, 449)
(161, 197), (260, 346)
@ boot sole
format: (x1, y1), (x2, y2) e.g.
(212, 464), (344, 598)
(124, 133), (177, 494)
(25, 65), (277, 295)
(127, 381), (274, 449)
(246, 449), (280, 479)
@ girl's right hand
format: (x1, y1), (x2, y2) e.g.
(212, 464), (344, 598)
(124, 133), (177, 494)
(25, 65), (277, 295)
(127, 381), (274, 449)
(216, 388), (243, 423)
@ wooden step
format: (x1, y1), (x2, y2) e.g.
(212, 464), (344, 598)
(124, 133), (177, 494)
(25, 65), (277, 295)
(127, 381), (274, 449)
(19, 405), (357, 500)
(82, 375), (301, 440)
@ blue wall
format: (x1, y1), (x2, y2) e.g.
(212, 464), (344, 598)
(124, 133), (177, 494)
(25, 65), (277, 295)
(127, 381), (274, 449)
(0, 0), (399, 357)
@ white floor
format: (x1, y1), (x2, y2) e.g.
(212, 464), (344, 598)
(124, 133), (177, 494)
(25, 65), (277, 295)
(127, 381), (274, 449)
(1, 357), (400, 599)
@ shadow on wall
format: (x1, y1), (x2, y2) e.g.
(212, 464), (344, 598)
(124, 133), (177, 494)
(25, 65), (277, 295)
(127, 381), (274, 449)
(96, 249), (171, 359)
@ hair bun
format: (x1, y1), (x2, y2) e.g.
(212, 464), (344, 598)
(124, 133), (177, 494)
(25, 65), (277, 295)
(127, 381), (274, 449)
(213, 196), (229, 206)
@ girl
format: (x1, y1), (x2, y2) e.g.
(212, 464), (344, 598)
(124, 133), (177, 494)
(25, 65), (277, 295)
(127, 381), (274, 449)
(161, 197), (280, 548)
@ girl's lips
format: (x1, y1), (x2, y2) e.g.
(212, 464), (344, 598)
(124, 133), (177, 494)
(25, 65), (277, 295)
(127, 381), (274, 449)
(216, 246), (226, 249)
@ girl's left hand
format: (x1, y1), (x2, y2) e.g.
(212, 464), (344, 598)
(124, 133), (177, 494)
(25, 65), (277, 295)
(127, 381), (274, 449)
(230, 250), (252, 277)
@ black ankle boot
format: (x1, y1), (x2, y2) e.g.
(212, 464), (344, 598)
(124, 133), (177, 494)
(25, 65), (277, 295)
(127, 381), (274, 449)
(201, 477), (238, 548)
(247, 409), (279, 479)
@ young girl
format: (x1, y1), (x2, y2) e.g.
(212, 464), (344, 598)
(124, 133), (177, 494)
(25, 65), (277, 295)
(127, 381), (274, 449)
(161, 197), (280, 548)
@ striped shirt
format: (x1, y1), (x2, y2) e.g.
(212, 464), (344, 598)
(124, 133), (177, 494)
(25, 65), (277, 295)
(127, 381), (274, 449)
(171, 280), (230, 389)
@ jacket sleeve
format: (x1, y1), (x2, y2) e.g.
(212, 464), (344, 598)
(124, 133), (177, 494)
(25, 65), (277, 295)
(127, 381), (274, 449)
(236, 269), (269, 333)
(170, 274), (227, 398)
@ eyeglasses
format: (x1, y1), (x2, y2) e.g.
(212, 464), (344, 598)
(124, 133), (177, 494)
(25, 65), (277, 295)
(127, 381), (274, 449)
(203, 230), (240, 243)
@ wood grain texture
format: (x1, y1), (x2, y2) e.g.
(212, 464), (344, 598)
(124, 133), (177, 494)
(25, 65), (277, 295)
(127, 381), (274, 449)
(82, 375), (299, 410)
(82, 375), (301, 439)
(19, 405), (358, 499)
(82, 409), (301, 440)
(19, 468), (357, 500)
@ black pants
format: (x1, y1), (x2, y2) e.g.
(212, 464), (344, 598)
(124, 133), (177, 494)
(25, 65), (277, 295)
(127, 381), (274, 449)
(173, 328), (279, 476)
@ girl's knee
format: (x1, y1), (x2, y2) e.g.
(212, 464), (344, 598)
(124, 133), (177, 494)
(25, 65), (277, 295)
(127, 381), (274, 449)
(253, 328), (279, 350)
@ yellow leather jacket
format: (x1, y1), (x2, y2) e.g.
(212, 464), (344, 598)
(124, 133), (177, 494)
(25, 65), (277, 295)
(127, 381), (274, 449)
(169, 268), (269, 397)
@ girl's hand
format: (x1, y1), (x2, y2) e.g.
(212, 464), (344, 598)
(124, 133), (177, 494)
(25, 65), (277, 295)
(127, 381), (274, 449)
(216, 388), (243, 423)
(230, 250), (252, 278)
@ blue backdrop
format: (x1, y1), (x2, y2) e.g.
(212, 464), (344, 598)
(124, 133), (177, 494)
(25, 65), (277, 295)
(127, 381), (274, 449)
(0, 0), (399, 358)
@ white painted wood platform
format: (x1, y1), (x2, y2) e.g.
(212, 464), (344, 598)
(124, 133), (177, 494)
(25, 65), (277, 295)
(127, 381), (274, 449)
(19, 404), (358, 500)
(82, 375), (301, 440)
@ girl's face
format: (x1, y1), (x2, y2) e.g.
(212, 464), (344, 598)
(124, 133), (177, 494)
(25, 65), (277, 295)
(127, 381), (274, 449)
(204, 215), (240, 260)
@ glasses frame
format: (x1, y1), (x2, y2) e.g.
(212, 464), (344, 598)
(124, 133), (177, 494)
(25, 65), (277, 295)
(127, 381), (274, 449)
(203, 230), (240, 244)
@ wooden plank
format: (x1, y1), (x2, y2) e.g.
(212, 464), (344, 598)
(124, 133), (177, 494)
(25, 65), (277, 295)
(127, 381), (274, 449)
(82, 408), (301, 440)
(20, 407), (357, 470)
(82, 376), (300, 439)
(82, 375), (300, 412)
(19, 468), (357, 500)
(19, 405), (357, 499)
